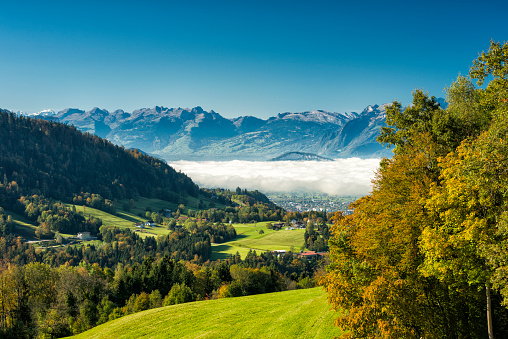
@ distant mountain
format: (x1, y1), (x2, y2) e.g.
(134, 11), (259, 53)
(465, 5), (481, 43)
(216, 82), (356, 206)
(270, 152), (333, 162)
(27, 104), (400, 161)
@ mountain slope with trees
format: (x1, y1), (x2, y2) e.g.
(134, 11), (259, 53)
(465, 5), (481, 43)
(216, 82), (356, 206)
(0, 109), (199, 207)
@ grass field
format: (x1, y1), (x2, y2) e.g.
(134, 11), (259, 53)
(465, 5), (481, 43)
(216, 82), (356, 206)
(117, 197), (177, 218)
(211, 223), (305, 260)
(67, 204), (176, 239)
(70, 287), (342, 339)
(4, 210), (38, 238)
(66, 204), (146, 230)
(9, 200), (304, 258)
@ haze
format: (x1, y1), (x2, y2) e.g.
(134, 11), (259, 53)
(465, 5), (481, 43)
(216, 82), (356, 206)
(170, 159), (381, 196)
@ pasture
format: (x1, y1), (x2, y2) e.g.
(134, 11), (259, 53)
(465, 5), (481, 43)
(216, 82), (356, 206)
(211, 223), (305, 259)
(69, 287), (342, 339)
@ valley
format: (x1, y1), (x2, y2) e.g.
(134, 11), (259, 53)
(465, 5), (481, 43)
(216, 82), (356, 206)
(2, 1), (507, 337)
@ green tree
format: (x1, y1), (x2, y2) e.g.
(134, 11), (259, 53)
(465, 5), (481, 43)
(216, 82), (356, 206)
(149, 290), (162, 309)
(133, 292), (150, 312)
(163, 283), (193, 306)
(96, 296), (116, 325)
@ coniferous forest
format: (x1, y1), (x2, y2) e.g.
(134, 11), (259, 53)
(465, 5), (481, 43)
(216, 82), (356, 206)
(0, 109), (199, 206)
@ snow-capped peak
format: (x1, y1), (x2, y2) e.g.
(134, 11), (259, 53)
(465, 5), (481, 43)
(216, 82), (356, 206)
(30, 109), (57, 116)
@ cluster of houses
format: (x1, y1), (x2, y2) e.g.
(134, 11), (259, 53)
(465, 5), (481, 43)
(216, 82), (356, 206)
(272, 219), (317, 231)
(135, 221), (157, 229)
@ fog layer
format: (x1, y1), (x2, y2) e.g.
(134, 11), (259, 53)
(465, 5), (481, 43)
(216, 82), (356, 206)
(170, 158), (381, 196)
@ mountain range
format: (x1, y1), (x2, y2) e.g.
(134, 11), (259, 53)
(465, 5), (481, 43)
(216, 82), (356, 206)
(27, 104), (394, 161)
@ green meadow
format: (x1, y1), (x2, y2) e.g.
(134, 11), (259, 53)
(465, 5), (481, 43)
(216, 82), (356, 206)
(10, 201), (305, 257)
(70, 287), (342, 339)
(211, 223), (305, 260)
(66, 204), (146, 230)
(4, 210), (38, 238)
(63, 207), (306, 258)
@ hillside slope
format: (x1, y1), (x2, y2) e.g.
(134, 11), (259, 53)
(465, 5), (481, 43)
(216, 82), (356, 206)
(0, 109), (199, 207)
(70, 287), (342, 339)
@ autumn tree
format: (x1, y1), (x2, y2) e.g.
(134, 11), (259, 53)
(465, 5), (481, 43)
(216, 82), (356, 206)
(421, 40), (508, 338)
(322, 41), (508, 338)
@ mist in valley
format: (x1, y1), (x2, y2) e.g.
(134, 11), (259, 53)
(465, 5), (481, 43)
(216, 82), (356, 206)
(170, 158), (381, 197)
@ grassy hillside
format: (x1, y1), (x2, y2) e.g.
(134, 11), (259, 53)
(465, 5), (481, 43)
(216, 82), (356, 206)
(70, 287), (342, 339)
(211, 223), (305, 259)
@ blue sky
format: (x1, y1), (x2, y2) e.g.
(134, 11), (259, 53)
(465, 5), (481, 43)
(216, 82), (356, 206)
(1, 0), (507, 118)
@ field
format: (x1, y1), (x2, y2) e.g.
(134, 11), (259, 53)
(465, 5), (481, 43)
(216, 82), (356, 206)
(69, 287), (342, 339)
(62, 207), (305, 258)
(4, 210), (38, 238)
(66, 202), (171, 238)
(211, 223), (305, 260)
(8, 200), (305, 257)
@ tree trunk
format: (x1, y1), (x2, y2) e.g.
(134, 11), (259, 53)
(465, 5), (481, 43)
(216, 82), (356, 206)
(487, 283), (494, 339)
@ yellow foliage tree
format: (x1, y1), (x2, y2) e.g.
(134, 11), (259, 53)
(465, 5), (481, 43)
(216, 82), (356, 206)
(322, 41), (508, 338)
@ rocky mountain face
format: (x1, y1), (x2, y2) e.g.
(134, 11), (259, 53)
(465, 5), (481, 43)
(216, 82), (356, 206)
(270, 152), (333, 161)
(31, 105), (394, 161)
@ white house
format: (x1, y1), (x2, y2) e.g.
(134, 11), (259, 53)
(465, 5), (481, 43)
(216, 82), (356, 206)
(77, 232), (94, 240)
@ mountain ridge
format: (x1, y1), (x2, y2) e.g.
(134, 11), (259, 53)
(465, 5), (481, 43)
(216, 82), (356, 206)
(270, 152), (333, 162)
(26, 104), (397, 161)
(0, 109), (200, 208)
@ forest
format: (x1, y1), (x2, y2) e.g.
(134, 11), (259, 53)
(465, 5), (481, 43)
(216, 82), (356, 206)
(0, 109), (199, 207)
(322, 41), (508, 338)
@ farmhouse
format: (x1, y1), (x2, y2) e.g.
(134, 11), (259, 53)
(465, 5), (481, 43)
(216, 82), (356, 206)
(272, 222), (285, 230)
(76, 232), (96, 240)
(291, 220), (305, 228)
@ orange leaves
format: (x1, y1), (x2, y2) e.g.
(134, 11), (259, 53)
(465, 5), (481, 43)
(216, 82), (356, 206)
(322, 134), (442, 337)
(324, 42), (508, 337)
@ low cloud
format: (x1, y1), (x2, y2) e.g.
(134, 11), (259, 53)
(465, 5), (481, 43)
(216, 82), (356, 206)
(170, 158), (381, 196)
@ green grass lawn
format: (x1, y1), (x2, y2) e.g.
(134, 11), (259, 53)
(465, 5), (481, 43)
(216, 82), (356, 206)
(4, 210), (38, 238)
(211, 223), (305, 260)
(117, 197), (177, 218)
(70, 287), (342, 339)
(67, 200), (180, 238)
(67, 204), (147, 230)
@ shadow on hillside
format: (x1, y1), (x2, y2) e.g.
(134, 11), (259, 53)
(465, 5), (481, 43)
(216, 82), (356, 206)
(14, 223), (36, 238)
(211, 244), (237, 260)
(116, 211), (143, 223)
